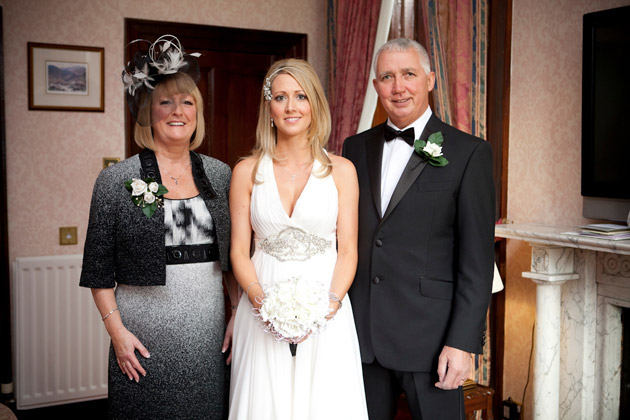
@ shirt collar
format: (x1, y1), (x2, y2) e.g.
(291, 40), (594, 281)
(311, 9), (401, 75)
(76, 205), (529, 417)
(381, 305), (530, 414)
(386, 107), (433, 140)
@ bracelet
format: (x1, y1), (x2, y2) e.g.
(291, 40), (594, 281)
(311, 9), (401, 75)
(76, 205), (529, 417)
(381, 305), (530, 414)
(328, 293), (342, 310)
(102, 307), (119, 321)
(246, 282), (261, 297)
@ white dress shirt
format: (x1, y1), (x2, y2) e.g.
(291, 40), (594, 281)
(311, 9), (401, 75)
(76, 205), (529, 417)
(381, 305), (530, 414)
(380, 107), (433, 216)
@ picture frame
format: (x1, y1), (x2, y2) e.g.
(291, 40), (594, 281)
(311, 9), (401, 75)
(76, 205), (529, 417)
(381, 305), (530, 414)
(28, 42), (104, 111)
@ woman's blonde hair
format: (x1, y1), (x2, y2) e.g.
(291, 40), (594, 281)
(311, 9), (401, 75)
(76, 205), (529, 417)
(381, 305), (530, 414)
(250, 58), (331, 181)
(133, 72), (205, 151)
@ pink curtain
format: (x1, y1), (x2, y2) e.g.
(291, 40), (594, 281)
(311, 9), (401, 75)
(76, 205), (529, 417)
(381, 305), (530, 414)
(327, 0), (382, 154)
(421, 0), (487, 139)
(420, 0), (490, 386)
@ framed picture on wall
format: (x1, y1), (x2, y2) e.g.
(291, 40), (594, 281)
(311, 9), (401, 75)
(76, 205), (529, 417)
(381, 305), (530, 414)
(28, 42), (104, 111)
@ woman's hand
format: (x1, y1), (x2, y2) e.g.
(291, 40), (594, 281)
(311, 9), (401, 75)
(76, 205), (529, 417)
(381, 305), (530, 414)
(326, 299), (341, 320)
(222, 309), (236, 364)
(292, 332), (312, 344)
(91, 288), (150, 383)
(110, 327), (150, 382)
(222, 272), (239, 365)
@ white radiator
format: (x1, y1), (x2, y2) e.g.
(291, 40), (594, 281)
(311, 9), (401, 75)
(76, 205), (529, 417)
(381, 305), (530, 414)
(12, 255), (109, 409)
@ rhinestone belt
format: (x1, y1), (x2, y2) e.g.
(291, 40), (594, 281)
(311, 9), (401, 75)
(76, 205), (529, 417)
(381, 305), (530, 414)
(258, 227), (332, 262)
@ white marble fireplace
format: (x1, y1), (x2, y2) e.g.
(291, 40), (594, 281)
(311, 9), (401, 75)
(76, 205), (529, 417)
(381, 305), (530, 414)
(495, 224), (630, 420)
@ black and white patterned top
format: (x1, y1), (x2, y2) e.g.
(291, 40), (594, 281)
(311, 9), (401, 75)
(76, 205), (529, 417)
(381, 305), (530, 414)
(164, 196), (216, 247)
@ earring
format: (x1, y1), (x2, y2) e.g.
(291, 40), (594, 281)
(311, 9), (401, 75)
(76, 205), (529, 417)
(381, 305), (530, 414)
(270, 118), (274, 128)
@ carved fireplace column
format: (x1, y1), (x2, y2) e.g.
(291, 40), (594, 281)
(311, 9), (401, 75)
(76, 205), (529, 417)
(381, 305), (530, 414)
(521, 246), (579, 420)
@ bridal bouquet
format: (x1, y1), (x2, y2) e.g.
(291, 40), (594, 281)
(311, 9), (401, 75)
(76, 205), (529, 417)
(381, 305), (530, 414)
(254, 276), (330, 356)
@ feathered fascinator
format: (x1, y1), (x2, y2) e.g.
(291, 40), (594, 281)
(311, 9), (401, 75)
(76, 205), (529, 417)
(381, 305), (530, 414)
(122, 34), (201, 126)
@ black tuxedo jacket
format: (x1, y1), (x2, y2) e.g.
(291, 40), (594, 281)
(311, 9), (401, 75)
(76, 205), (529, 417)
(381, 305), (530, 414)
(342, 115), (495, 372)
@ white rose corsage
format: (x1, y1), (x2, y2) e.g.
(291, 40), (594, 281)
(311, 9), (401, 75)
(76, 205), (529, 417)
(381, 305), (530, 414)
(124, 177), (168, 219)
(254, 276), (330, 356)
(413, 131), (449, 167)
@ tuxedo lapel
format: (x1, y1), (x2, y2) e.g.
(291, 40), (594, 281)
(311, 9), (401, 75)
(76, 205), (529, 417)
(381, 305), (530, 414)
(366, 125), (385, 218)
(381, 121), (434, 222)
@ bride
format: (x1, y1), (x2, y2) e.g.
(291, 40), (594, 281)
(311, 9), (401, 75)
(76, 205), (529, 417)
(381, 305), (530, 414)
(228, 58), (369, 420)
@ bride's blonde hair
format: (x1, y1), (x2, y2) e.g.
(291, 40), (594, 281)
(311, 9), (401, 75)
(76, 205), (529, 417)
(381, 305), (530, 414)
(250, 58), (332, 182)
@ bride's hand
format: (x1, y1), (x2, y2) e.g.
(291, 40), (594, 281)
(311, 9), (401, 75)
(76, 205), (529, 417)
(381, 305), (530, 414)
(325, 300), (341, 320)
(292, 332), (311, 344)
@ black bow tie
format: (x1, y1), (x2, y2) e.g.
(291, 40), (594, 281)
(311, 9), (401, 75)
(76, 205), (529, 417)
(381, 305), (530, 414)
(384, 125), (415, 146)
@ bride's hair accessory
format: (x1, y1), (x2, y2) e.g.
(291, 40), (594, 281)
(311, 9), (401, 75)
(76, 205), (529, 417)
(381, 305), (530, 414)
(263, 66), (301, 101)
(122, 34), (201, 121)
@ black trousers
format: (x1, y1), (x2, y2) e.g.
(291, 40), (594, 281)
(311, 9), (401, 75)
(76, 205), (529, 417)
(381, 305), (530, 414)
(362, 360), (464, 420)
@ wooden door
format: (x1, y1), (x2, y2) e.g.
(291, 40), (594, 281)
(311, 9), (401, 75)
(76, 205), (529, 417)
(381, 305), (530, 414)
(125, 19), (307, 168)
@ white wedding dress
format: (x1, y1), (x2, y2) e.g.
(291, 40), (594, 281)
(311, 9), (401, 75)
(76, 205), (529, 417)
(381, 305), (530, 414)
(229, 154), (368, 420)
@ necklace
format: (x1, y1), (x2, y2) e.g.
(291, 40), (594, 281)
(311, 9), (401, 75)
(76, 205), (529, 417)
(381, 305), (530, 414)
(282, 162), (312, 182)
(161, 160), (190, 185)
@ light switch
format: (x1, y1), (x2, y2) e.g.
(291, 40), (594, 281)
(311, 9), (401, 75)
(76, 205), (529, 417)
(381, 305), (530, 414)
(59, 227), (78, 245)
(103, 157), (120, 168)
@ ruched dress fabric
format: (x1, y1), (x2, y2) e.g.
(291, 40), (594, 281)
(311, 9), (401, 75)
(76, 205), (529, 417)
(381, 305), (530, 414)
(109, 196), (225, 420)
(229, 155), (368, 420)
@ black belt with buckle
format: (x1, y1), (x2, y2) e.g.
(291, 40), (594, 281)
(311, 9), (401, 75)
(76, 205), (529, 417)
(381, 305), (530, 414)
(165, 243), (220, 265)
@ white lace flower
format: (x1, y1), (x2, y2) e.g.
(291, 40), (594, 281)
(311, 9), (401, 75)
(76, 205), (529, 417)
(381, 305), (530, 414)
(162, 49), (185, 74)
(134, 63), (155, 87)
(122, 71), (137, 95)
(423, 141), (443, 158)
(151, 37), (186, 75)
(130, 179), (147, 196)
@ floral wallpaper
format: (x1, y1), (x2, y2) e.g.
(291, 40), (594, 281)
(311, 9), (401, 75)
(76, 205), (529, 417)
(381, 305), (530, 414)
(1, 0), (327, 261)
(505, 0), (630, 418)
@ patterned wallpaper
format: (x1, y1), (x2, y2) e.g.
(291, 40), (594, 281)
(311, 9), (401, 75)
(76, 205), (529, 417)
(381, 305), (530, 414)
(1, 0), (327, 260)
(5, 1), (630, 415)
(505, 0), (630, 418)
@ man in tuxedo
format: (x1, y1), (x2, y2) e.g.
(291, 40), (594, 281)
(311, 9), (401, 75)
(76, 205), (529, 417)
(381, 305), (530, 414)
(342, 38), (495, 420)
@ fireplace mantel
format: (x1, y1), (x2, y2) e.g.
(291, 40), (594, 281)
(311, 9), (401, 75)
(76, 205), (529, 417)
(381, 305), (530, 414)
(496, 223), (630, 255)
(496, 223), (630, 420)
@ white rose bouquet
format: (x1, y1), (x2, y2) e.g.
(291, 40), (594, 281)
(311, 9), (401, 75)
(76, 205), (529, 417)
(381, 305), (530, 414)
(124, 177), (168, 218)
(255, 276), (330, 356)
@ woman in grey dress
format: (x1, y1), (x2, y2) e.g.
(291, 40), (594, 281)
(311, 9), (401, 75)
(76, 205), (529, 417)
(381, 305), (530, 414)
(80, 35), (237, 419)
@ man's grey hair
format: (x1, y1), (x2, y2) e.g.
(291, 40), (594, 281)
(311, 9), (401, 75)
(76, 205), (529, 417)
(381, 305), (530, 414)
(373, 38), (432, 76)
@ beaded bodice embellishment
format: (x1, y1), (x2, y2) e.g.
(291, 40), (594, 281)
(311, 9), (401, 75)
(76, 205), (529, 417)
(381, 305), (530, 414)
(258, 227), (332, 262)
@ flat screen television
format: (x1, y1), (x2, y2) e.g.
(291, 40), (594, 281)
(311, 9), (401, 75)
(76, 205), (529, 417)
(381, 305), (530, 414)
(581, 6), (630, 222)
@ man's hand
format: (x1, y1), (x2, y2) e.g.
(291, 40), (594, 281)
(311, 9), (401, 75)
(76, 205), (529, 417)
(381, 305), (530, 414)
(435, 345), (471, 390)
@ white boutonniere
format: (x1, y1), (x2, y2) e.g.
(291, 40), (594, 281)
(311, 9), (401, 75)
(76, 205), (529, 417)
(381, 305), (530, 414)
(414, 131), (449, 167)
(124, 177), (168, 219)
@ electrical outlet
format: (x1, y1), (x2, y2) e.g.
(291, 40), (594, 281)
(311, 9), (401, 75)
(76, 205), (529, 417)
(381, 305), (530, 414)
(59, 227), (78, 245)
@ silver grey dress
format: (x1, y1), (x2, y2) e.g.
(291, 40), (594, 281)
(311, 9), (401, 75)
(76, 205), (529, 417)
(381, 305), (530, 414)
(108, 195), (225, 419)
